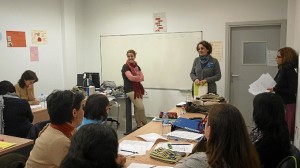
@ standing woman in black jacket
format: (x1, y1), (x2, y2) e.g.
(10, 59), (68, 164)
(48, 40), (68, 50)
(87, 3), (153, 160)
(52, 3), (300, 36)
(0, 80), (33, 138)
(268, 47), (298, 140)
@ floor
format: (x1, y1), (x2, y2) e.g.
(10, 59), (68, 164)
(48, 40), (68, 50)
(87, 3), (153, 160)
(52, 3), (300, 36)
(106, 101), (153, 139)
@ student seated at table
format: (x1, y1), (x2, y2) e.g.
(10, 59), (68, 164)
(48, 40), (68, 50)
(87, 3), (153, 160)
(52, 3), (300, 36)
(25, 90), (85, 168)
(77, 94), (109, 130)
(250, 92), (297, 168)
(175, 104), (260, 168)
(0, 80), (33, 138)
(61, 124), (126, 168)
(15, 70), (40, 105)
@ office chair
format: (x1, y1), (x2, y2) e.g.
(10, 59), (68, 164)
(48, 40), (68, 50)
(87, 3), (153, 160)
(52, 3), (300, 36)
(106, 100), (120, 127)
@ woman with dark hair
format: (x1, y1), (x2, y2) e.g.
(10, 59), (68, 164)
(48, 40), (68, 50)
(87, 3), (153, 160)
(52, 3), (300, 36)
(175, 104), (260, 168)
(77, 94), (109, 129)
(26, 90), (85, 168)
(190, 40), (221, 94)
(267, 47), (298, 140)
(15, 70), (40, 105)
(61, 124), (126, 168)
(121, 49), (147, 128)
(250, 92), (291, 168)
(0, 80), (33, 138)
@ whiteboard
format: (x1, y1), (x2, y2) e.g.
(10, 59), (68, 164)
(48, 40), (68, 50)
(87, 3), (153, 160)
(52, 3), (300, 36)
(100, 31), (203, 90)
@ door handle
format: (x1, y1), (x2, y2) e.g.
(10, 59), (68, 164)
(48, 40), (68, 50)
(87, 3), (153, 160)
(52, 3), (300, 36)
(231, 74), (239, 77)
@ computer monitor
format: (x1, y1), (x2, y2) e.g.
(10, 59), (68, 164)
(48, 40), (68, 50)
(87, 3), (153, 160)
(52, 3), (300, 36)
(77, 72), (100, 88)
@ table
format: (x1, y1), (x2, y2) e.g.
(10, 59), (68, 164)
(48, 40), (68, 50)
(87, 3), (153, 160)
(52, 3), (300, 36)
(119, 107), (205, 167)
(31, 107), (49, 124)
(0, 134), (34, 156)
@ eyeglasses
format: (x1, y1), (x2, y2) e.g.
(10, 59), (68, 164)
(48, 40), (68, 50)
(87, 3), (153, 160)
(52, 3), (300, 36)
(276, 55), (283, 59)
(198, 115), (208, 133)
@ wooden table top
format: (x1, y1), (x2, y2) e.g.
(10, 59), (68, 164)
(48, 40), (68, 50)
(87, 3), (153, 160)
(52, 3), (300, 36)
(0, 134), (34, 156)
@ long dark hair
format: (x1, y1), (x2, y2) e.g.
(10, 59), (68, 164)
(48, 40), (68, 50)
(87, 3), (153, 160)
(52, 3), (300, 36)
(61, 124), (119, 168)
(253, 92), (290, 150)
(84, 94), (109, 121)
(206, 104), (260, 168)
(18, 70), (38, 88)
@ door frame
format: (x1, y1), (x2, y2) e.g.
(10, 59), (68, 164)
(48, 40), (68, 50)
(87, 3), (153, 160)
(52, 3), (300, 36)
(224, 20), (287, 102)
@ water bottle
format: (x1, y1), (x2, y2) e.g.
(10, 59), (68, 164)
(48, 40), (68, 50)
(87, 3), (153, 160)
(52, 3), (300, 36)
(162, 112), (170, 136)
(40, 93), (45, 108)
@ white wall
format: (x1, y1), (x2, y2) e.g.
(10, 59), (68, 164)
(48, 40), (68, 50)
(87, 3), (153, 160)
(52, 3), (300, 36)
(0, 0), (291, 118)
(78, 0), (287, 116)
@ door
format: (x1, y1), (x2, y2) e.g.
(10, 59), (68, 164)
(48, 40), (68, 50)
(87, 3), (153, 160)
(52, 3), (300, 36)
(227, 21), (286, 127)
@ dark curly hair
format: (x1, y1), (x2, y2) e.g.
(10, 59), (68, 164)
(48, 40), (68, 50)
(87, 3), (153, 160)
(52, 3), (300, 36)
(18, 70), (38, 88)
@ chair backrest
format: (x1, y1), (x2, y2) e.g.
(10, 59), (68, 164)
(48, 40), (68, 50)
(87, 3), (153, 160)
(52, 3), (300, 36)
(27, 120), (50, 141)
(277, 145), (300, 168)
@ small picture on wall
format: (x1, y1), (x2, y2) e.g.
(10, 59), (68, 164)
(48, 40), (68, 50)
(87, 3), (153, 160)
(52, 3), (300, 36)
(6, 31), (27, 47)
(32, 30), (48, 45)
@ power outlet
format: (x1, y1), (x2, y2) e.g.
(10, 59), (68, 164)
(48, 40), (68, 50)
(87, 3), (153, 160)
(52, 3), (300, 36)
(144, 91), (149, 98)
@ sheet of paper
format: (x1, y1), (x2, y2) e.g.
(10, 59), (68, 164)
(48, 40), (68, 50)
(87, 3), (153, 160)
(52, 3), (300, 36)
(137, 133), (167, 142)
(167, 130), (204, 141)
(0, 141), (16, 149)
(30, 104), (42, 110)
(118, 140), (154, 156)
(248, 73), (276, 95)
(128, 163), (173, 168)
(155, 142), (193, 153)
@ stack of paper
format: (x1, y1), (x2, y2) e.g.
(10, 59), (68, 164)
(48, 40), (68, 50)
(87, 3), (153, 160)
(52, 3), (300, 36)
(166, 130), (204, 142)
(0, 141), (16, 149)
(248, 73), (276, 95)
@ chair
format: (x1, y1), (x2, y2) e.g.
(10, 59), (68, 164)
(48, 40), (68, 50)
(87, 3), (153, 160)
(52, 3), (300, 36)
(27, 120), (50, 141)
(107, 100), (120, 127)
(277, 145), (300, 168)
(0, 153), (27, 168)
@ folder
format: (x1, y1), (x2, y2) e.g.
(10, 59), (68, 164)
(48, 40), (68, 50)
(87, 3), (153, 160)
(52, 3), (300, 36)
(0, 141), (16, 149)
(171, 117), (201, 133)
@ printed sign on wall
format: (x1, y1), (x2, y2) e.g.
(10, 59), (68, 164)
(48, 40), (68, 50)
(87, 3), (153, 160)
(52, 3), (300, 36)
(32, 30), (48, 45)
(153, 13), (167, 32)
(6, 31), (26, 47)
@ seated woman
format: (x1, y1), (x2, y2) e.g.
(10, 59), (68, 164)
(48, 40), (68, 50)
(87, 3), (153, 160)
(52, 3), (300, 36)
(250, 92), (292, 168)
(175, 104), (260, 168)
(0, 80), (33, 138)
(61, 124), (126, 168)
(77, 94), (109, 129)
(25, 90), (85, 168)
(15, 70), (40, 105)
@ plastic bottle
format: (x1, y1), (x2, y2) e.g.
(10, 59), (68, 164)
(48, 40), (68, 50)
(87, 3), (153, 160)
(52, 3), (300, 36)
(40, 93), (45, 108)
(161, 112), (170, 136)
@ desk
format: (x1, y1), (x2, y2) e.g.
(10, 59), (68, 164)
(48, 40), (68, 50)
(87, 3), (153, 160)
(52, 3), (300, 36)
(0, 134), (34, 156)
(119, 107), (205, 167)
(31, 107), (49, 124)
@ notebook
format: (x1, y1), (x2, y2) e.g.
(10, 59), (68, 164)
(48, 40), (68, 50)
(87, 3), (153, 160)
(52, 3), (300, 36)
(171, 117), (201, 133)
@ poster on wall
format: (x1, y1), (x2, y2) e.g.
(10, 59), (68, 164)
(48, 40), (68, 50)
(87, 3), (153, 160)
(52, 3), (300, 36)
(31, 30), (48, 45)
(30, 46), (39, 62)
(6, 31), (26, 47)
(153, 12), (167, 32)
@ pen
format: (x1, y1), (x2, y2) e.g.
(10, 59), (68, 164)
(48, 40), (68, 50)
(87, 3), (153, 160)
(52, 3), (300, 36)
(120, 149), (138, 154)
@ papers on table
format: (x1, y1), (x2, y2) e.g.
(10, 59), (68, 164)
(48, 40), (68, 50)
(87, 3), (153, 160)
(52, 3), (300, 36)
(248, 73), (276, 95)
(0, 141), (16, 149)
(119, 140), (154, 156)
(176, 101), (186, 107)
(166, 129), (204, 142)
(30, 104), (42, 110)
(128, 163), (173, 168)
(137, 133), (167, 142)
(193, 83), (208, 97)
(155, 142), (193, 153)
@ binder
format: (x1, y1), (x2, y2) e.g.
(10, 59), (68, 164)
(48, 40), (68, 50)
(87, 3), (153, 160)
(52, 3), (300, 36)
(171, 117), (201, 133)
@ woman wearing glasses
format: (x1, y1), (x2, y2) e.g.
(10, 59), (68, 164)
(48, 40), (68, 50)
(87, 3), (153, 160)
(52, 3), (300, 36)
(267, 47), (298, 140)
(175, 104), (260, 168)
(190, 41), (221, 95)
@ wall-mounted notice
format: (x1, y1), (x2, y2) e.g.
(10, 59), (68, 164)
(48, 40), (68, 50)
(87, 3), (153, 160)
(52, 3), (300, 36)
(31, 30), (48, 45)
(30, 46), (39, 62)
(153, 12), (167, 32)
(6, 31), (26, 47)
(210, 41), (223, 62)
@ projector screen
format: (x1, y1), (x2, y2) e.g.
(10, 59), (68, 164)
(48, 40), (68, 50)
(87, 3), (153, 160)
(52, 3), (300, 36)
(100, 31), (203, 90)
